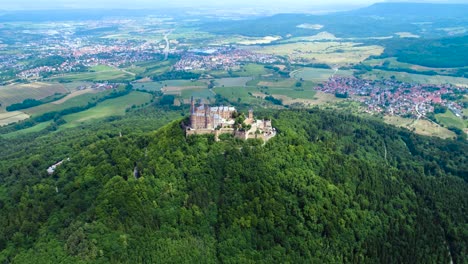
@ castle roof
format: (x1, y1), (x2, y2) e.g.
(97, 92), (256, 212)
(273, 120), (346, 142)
(210, 106), (236, 112)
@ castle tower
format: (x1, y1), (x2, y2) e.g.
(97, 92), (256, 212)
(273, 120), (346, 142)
(248, 108), (254, 120)
(190, 96), (196, 128)
(190, 96), (195, 114)
(205, 105), (212, 129)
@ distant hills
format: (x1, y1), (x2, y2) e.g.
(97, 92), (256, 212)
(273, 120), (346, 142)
(351, 3), (468, 19)
(1, 3), (467, 23)
(201, 3), (468, 38)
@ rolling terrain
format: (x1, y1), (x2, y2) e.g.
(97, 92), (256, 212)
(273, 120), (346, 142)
(0, 3), (467, 263)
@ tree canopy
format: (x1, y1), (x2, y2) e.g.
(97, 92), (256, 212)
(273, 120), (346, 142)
(0, 108), (466, 263)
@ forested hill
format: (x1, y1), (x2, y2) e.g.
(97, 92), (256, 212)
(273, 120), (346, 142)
(0, 109), (467, 263)
(201, 3), (468, 38)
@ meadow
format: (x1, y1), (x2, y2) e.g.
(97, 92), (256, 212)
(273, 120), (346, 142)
(436, 111), (466, 130)
(24, 90), (113, 116)
(290, 68), (354, 82)
(48, 65), (134, 82)
(1, 121), (52, 138)
(384, 115), (455, 139)
(133, 82), (164, 91)
(268, 88), (317, 100)
(127, 60), (175, 77)
(215, 77), (253, 87)
(61, 91), (152, 129)
(232, 64), (270, 77)
(180, 88), (214, 100)
(213, 86), (264, 105)
(51, 88), (98, 105)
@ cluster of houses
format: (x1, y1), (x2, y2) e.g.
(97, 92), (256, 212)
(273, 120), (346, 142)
(317, 76), (465, 118)
(174, 48), (281, 71)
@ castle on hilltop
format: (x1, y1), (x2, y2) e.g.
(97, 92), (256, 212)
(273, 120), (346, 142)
(186, 97), (276, 141)
(190, 99), (236, 130)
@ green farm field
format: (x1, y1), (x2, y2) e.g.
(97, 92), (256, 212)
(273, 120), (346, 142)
(1, 121), (52, 138)
(129, 60), (175, 76)
(162, 80), (207, 87)
(24, 90), (114, 116)
(215, 77), (253, 87)
(180, 88), (214, 100)
(436, 111), (466, 130)
(291, 68), (354, 82)
(48, 65), (134, 82)
(362, 57), (465, 76)
(213, 86), (264, 104)
(61, 91), (152, 129)
(233, 64), (270, 77)
(268, 88), (317, 99)
(133, 82), (163, 91)
(252, 42), (384, 65)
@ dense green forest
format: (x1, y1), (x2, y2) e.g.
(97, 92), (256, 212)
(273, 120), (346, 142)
(0, 108), (466, 263)
(375, 35), (468, 68)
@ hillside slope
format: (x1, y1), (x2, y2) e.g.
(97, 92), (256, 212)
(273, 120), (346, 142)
(0, 109), (466, 263)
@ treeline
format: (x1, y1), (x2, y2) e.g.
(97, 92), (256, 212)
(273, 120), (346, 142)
(30, 55), (68, 68)
(151, 71), (201, 81)
(0, 109), (466, 263)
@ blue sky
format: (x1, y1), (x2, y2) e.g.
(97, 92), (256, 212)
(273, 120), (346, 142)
(1, 0), (467, 10)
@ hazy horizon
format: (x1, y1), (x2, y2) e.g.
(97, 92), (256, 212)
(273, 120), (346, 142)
(2, 0), (468, 11)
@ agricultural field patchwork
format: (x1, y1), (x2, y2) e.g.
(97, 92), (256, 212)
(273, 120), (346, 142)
(232, 64), (271, 77)
(0, 111), (30, 126)
(384, 115), (455, 139)
(215, 77), (253, 87)
(61, 91), (152, 129)
(362, 57), (462, 76)
(180, 88), (214, 100)
(48, 65), (134, 82)
(0, 82), (69, 109)
(361, 69), (468, 87)
(290, 67), (354, 82)
(213, 86), (263, 104)
(133, 82), (164, 91)
(51, 88), (98, 105)
(252, 42), (384, 65)
(24, 89), (114, 116)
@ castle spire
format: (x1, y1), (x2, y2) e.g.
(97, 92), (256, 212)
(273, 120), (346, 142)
(190, 96), (195, 114)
